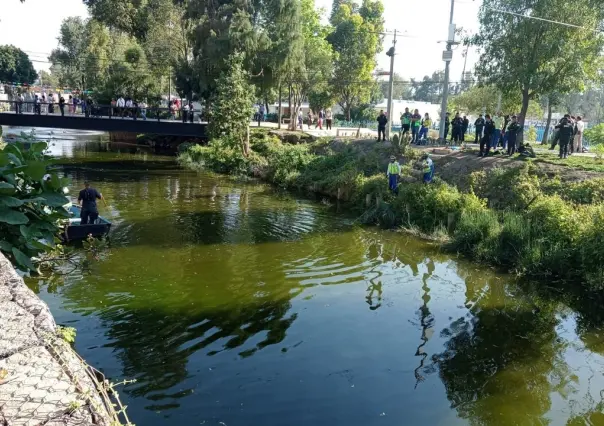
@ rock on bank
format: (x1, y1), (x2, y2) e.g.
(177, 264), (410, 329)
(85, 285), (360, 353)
(0, 253), (111, 426)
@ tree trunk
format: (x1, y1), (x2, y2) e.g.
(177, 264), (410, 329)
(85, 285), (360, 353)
(242, 125), (250, 157)
(518, 88), (530, 145)
(346, 104), (351, 121)
(288, 85), (293, 130)
(278, 81), (282, 130)
(542, 101), (553, 145)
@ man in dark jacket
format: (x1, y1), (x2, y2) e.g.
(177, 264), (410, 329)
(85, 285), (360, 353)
(451, 112), (464, 144)
(480, 114), (495, 157)
(474, 115), (485, 143)
(462, 116), (469, 142)
(444, 112), (450, 142)
(555, 114), (574, 159)
(377, 110), (388, 142)
(506, 115), (521, 156)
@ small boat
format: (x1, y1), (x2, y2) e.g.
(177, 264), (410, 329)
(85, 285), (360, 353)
(62, 205), (112, 241)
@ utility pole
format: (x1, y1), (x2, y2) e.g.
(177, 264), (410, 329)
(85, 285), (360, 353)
(439, 0), (456, 140)
(385, 30), (397, 141)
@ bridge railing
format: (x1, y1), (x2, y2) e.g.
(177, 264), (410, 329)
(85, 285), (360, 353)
(0, 100), (205, 124)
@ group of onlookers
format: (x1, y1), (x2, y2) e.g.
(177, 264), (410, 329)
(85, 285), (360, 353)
(376, 108), (434, 143)
(551, 114), (584, 159)
(297, 108), (333, 131)
(474, 112), (523, 157)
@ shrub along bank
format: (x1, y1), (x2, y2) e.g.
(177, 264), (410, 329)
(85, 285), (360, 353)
(179, 132), (604, 291)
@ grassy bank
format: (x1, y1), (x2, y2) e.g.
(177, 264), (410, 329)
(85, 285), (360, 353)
(179, 131), (604, 291)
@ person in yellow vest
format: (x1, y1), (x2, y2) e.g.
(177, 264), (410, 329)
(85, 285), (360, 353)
(418, 113), (432, 145)
(387, 155), (401, 193)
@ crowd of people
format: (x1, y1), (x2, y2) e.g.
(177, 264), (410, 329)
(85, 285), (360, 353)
(11, 92), (201, 123)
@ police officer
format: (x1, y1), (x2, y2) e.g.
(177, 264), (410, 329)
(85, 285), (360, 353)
(555, 114), (574, 159)
(506, 115), (521, 156)
(480, 114), (495, 157)
(474, 114), (485, 143)
(377, 110), (388, 142)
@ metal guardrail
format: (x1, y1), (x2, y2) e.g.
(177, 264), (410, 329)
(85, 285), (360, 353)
(0, 100), (204, 124)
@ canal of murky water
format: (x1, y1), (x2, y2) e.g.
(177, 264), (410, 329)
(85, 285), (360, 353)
(22, 131), (604, 425)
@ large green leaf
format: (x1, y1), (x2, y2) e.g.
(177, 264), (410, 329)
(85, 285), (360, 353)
(0, 240), (13, 252)
(39, 192), (69, 207)
(0, 207), (29, 225)
(3, 144), (24, 163)
(6, 153), (22, 166)
(24, 161), (47, 181)
(30, 142), (48, 153)
(0, 196), (23, 207)
(12, 247), (35, 271)
(0, 182), (16, 195)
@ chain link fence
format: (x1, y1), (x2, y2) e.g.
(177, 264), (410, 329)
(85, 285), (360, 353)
(0, 254), (132, 426)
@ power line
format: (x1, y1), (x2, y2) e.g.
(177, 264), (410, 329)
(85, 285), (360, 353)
(487, 7), (600, 31)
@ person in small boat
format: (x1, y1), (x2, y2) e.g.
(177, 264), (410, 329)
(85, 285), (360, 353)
(78, 182), (104, 225)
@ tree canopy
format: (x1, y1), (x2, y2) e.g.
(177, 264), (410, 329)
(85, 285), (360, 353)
(329, 0), (384, 120)
(472, 0), (604, 136)
(0, 45), (37, 85)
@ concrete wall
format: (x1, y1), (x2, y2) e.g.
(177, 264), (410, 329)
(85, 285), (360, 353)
(0, 253), (112, 426)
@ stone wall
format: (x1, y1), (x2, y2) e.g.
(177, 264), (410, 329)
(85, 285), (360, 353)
(0, 253), (112, 426)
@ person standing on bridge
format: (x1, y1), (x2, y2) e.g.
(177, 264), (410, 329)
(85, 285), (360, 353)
(188, 101), (195, 123)
(117, 96), (125, 118)
(48, 93), (55, 114)
(33, 95), (41, 115)
(140, 100), (147, 120)
(59, 95), (65, 116)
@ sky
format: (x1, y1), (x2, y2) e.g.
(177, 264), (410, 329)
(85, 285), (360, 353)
(0, 0), (481, 81)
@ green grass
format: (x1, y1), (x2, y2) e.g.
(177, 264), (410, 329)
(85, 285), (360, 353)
(533, 151), (604, 172)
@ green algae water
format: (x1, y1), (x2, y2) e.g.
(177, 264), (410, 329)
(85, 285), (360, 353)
(26, 133), (604, 425)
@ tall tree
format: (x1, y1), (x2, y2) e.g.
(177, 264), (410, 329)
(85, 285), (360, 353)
(284, 0), (334, 129)
(49, 17), (87, 89)
(208, 52), (255, 156)
(0, 45), (37, 84)
(448, 85), (543, 118)
(472, 0), (604, 141)
(328, 0), (384, 120)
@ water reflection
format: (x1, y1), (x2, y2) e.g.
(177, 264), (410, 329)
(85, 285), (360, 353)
(23, 136), (604, 425)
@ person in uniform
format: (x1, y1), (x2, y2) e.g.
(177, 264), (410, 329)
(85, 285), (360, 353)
(78, 182), (105, 225)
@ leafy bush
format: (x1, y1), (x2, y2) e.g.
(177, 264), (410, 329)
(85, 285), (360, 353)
(449, 209), (500, 258)
(470, 163), (541, 210)
(559, 178), (604, 204)
(584, 123), (604, 145)
(0, 137), (70, 272)
(180, 138), (251, 175)
(526, 125), (537, 142)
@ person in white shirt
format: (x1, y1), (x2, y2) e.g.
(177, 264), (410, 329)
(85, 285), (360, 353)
(117, 96), (125, 117)
(325, 108), (333, 130)
(48, 94), (55, 114)
(125, 98), (133, 118)
(575, 116), (585, 154)
(140, 101), (147, 120)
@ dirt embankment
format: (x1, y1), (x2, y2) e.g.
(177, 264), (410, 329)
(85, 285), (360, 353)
(432, 151), (604, 190)
(322, 137), (604, 190)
